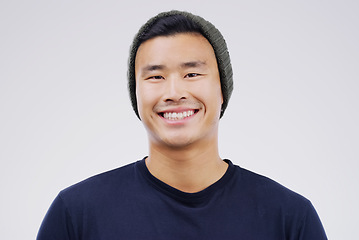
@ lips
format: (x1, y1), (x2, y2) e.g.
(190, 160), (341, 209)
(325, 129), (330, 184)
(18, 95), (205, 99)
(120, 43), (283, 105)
(158, 109), (199, 121)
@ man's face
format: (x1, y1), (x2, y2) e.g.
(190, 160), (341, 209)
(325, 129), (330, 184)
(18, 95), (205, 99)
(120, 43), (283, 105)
(135, 33), (223, 149)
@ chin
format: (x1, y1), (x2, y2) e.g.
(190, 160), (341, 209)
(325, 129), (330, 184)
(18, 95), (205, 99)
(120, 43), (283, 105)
(156, 135), (196, 149)
(162, 139), (192, 149)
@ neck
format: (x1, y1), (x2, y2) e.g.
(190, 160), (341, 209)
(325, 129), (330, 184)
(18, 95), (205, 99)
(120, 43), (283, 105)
(145, 138), (228, 193)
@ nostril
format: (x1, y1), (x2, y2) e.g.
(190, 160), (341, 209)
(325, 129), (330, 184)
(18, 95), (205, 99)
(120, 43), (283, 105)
(164, 98), (174, 102)
(165, 96), (187, 102)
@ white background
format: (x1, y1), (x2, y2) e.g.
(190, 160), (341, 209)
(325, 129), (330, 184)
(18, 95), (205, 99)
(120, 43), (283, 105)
(1, 0), (358, 239)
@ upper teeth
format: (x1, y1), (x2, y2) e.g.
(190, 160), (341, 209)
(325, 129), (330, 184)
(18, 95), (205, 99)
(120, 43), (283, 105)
(163, 110), (195, 120)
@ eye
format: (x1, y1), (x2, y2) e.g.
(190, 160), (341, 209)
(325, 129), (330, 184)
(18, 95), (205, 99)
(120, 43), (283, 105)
(185, 73), (200, 78)
(146, 75), (164, 80)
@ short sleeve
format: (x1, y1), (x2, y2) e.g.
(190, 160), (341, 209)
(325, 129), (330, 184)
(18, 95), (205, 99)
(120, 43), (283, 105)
(37, 194), (76, 240)
(298, 201), (327, 240)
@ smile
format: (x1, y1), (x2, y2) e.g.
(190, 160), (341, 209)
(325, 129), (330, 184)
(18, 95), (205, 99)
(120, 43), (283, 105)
(160, 110), (198, 120)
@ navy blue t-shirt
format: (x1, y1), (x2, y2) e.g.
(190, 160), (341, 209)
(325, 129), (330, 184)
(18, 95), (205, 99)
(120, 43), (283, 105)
(37, 159), (327, 239)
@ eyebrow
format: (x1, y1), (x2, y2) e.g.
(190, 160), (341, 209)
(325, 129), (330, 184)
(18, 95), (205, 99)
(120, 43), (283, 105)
(140, 61), (207, 75)
(180, 61), (207, 69)
(141, 64), (166, 74)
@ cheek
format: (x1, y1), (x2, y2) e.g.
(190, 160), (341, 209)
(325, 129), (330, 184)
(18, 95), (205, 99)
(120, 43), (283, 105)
(136, 83), (158, 116)
(196, 82), (222, 107)
(135, 84), (147, 117)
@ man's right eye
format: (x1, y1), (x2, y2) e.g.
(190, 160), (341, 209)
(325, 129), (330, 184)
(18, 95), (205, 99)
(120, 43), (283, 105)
(146, 76), (164, 80)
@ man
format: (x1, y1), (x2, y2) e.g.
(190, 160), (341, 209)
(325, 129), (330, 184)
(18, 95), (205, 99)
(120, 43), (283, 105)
(37, 10), (327, 239)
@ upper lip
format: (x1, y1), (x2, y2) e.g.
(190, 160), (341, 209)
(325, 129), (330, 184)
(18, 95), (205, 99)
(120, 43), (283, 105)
(157, 107), (198, 114)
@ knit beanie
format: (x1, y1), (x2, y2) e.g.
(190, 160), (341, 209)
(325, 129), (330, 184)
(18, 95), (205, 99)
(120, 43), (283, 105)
(128, 10), (233, 119)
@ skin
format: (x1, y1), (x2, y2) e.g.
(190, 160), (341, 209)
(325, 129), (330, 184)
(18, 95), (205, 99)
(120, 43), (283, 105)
(135, 33), (228, 193)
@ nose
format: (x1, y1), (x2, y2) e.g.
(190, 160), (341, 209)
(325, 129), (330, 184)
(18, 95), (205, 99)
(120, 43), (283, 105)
(162, 76), (187, 102)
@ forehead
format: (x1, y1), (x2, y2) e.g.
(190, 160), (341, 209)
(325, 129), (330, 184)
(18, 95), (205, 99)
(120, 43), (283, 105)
(135, 33), (217, 71)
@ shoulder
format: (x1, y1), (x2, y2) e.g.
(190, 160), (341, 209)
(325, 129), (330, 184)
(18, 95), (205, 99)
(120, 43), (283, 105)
(58, 160), (141, 204)
(232, 163), (312, 210)
(227, 162), (327, 238)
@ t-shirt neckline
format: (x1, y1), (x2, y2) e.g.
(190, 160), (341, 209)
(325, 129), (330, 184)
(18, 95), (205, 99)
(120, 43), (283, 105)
(136, 157), (235, 204)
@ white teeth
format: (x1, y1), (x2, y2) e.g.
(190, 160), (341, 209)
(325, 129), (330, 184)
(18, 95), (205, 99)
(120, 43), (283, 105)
(163, 110), (195, 120)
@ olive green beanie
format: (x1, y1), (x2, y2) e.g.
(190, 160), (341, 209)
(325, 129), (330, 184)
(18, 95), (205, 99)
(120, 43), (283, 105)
(128, 10), (233, 119)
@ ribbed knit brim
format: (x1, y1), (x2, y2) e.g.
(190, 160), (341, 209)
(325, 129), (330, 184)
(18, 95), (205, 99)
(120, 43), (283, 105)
(128, 10), (233, 119)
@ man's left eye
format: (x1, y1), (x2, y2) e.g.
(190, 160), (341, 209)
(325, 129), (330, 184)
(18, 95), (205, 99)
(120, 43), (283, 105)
(185, 73), (199, 78)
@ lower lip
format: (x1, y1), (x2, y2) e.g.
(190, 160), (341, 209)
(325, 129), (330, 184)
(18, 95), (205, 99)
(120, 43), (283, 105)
(159, 112), (198, 126)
